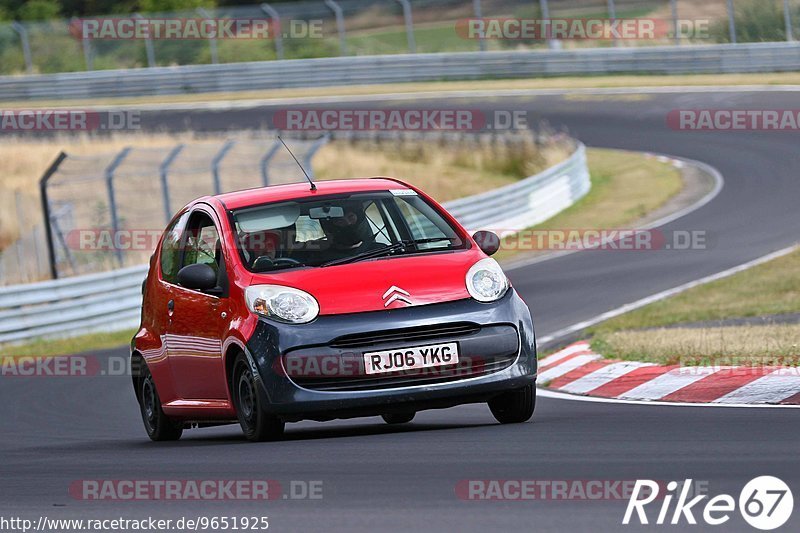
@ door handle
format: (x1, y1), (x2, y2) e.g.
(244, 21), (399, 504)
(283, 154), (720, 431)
(167, 299), (174, 312)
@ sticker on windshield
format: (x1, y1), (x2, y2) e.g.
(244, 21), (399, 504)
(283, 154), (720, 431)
(390, 189), (418, 196)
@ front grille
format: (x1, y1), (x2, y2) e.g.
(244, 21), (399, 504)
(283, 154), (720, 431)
(329, 322), (480, 349)
(285, 323), (519, 392)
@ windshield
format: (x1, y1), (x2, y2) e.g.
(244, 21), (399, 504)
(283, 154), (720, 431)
(231, 191), (467, 273)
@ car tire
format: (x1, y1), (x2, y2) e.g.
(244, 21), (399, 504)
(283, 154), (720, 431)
(232, 353), (284, 442)
(488, 384), (536, 424)
(138, 364), (183, 441)
(382, 412), (415, 424)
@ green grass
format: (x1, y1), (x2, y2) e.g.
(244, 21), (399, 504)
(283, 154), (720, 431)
(0, 329), (136, 358)
(590, 247), (800, 364)
(494, 148), (683, 263)
(594, 248), (800, 332)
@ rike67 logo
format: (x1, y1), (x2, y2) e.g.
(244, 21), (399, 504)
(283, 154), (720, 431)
(624, 477), (793, 530)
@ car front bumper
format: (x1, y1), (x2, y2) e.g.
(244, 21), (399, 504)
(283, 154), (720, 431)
(245, 289), (536, 422)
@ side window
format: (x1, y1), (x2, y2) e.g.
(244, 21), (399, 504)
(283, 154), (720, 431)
(159, 211), (189, 284)
(396, 198), (448, 242)
(183, 212), (222, 274)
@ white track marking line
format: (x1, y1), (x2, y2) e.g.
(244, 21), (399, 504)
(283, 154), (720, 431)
(558, 361), (654, 395)
(538, 387), (800, 408)
(536, 243), (800, 347)
(619, 367), (718, 400)
(537, 342), (591, 368)
(714, 370), (800, 404)
(537, 354), (601, 384)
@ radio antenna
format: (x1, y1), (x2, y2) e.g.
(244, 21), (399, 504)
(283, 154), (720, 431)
(277, 135), (316, 191)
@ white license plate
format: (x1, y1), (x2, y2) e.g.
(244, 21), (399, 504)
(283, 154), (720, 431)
(363, 342), (460, 375)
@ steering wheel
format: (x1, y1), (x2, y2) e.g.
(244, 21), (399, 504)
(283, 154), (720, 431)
(271, 257), (302, 267)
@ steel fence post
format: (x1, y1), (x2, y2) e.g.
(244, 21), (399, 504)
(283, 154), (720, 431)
(473, 0), (486, 52)
(539, 0), (555, 49)
(197, 8), (219, 64)
(105, 147), (132, 267)
(39, 152), (67, 279)
(159, 144), (185, 223)
(11, 22), (34, 74)
(670, 0), (680, 45)
(324, 0), (348, 56)
(212, 140), (236, 195)
(726, 0), (737, 44)
(784, 0), (794, 41)
(395, 0), (416, 53)
(260, 138), (282, 186)
(133, 13), (156, 67)
(607, 0), (618, 46)
(72, 17), (94, 70)
(260, 3), (285, 60)
(302, 133), (331, 179)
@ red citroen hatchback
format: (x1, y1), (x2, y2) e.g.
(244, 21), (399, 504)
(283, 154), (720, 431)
(132, 177), (537, 441)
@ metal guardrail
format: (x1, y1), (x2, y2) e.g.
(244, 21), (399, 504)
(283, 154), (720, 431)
(0, 264), (147, 344)
(2, 42), (800, 102)
(0, 142), (589, 345)
(448, 143), (589, 234)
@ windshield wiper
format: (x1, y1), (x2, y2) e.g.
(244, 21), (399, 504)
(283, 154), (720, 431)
(402, 237), (455, 250)
(319, 238), (457, 268)
(320, 242), (407, 267)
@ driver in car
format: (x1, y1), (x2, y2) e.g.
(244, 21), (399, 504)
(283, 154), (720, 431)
(316, 201), (382, 261)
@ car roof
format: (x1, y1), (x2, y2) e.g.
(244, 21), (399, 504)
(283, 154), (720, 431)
(214, 178), (412, 210)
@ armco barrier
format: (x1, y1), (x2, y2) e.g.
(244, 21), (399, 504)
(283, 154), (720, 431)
(1, 42), (800, 101)
(0, 143), (589, 345)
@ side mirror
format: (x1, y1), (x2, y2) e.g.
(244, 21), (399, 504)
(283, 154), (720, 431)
(472, 230), (501, 256)
(177, 263), (218, 291)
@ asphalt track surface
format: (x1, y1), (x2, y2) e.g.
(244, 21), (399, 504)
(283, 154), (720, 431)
(2, 89), (799, 531)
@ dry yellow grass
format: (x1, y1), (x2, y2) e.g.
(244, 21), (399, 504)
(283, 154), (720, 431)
(313, 136), (572, 203)
(594, 324), (800, 366)
(493, 148), (684, 262)
(0, 132), (571, 251)
(596, 249), (800, 331)
(0, 133), (208, 250)
(591, 248), (800, 365)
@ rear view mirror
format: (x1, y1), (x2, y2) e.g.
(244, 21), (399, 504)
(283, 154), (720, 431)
(177, 263), (218, 291)
(473, 231), (501, 256)
(309, 205), (345, 220)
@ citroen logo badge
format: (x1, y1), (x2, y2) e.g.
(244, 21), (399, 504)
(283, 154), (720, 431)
(382, 286), (412, 307)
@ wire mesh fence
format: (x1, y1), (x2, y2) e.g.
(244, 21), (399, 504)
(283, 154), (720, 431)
(0, 134), (324, 285)
(0, 0), (795, 75)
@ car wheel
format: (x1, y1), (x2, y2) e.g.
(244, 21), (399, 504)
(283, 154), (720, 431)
(488, 384), (536, 424)
(138, 364), (183, 441)
(382, 412), (415, 424)
(232, 353), (284, 442)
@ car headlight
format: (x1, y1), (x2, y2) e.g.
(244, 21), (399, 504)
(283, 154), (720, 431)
(466, 258), (509, 302)
(245, 285), (319, 324)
